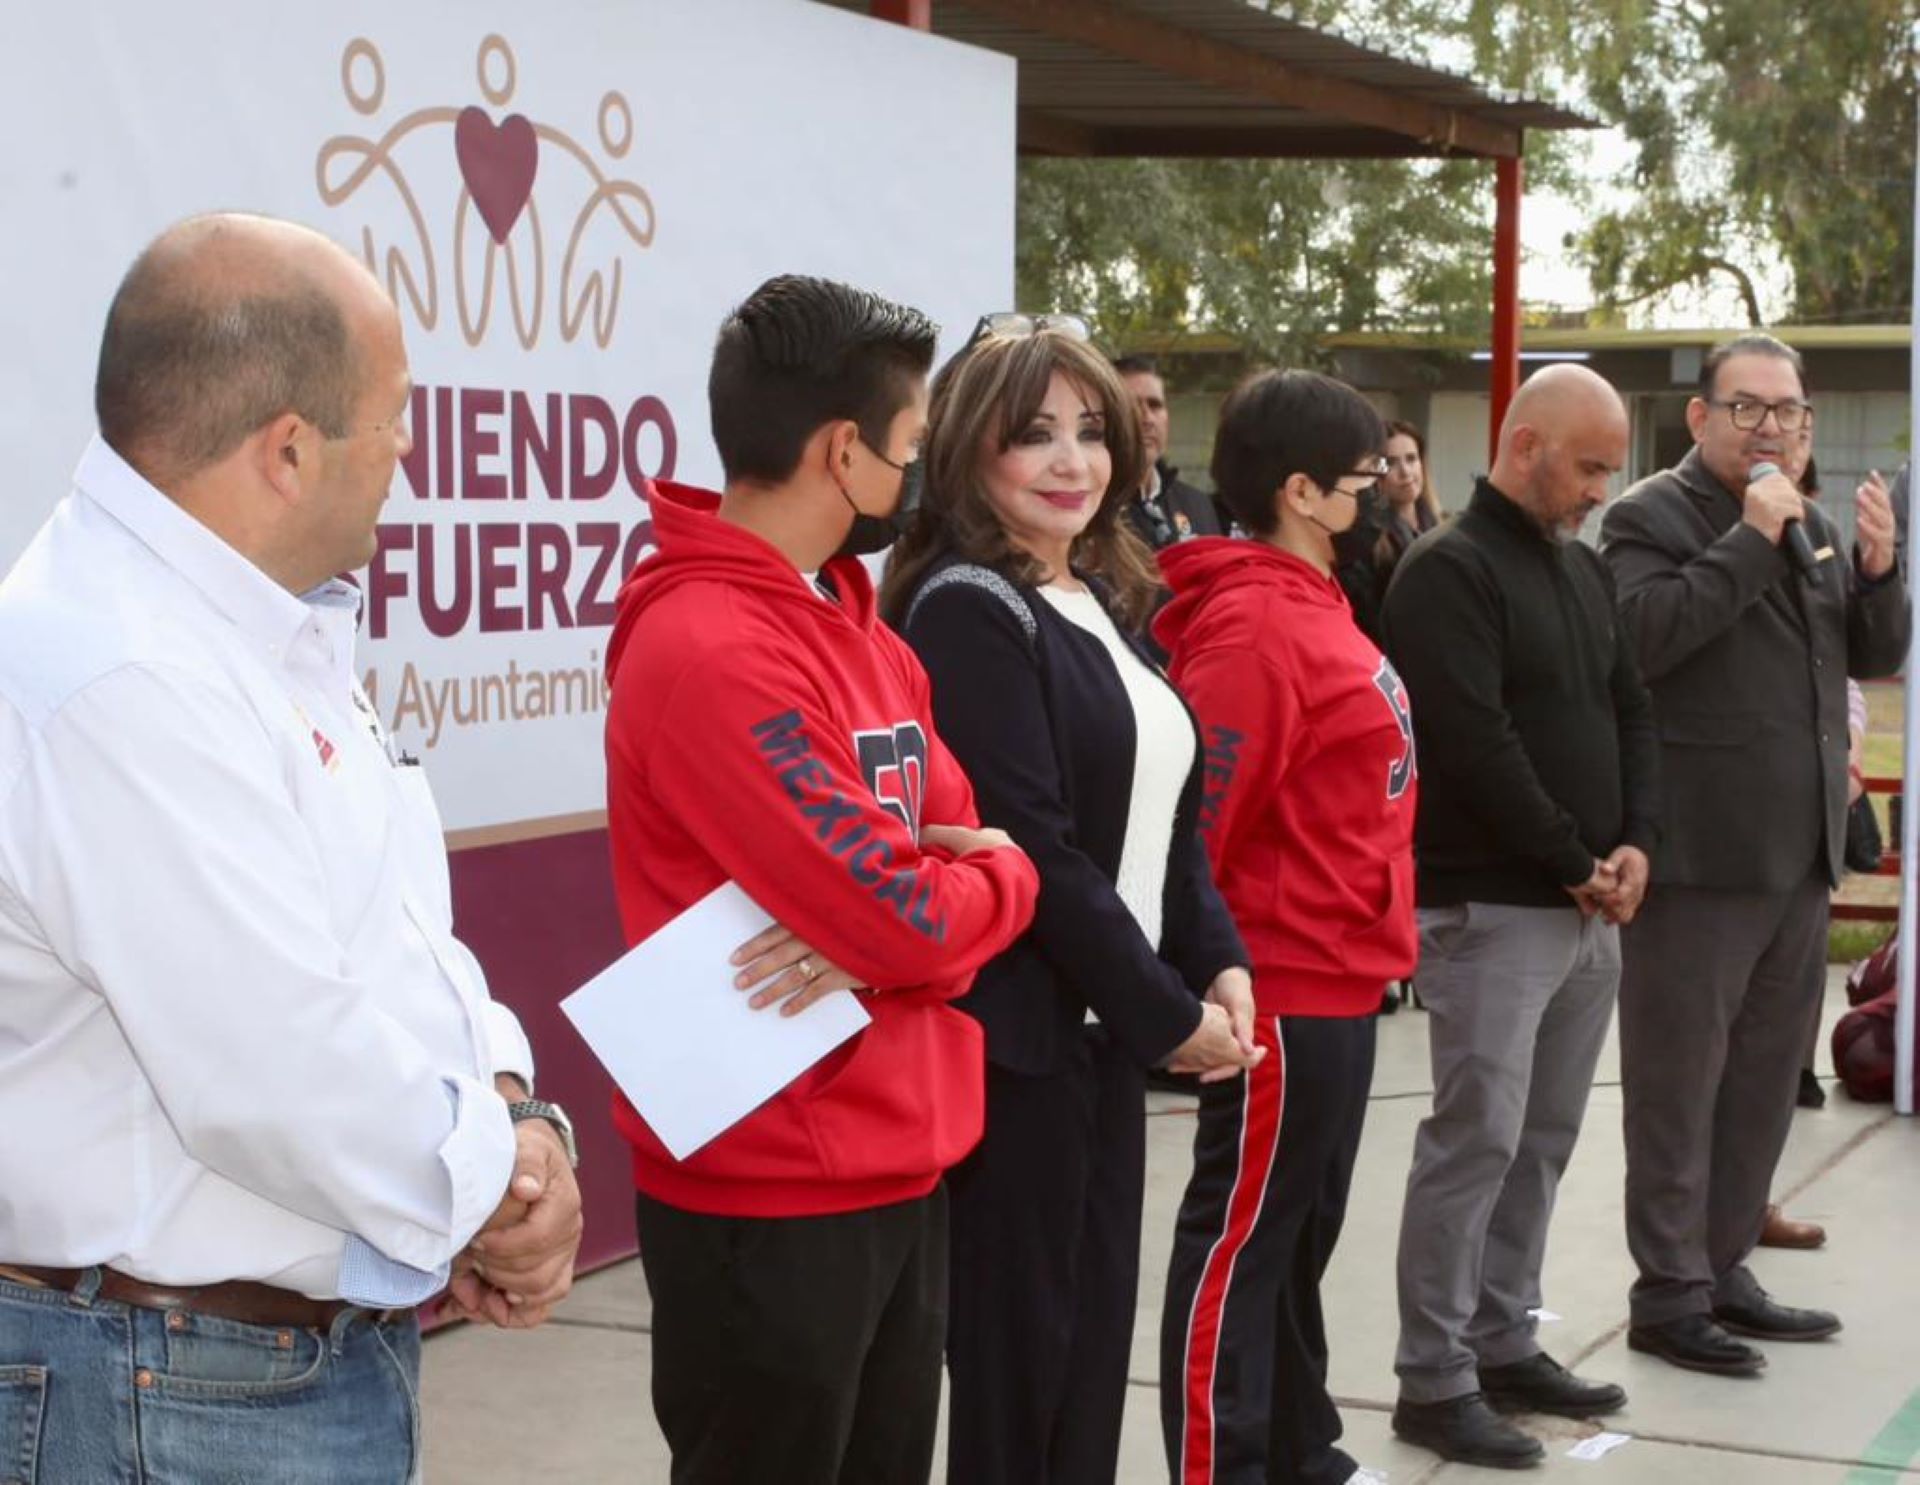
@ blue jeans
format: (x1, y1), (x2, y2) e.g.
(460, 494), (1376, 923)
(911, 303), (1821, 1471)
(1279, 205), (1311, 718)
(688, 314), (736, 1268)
(0, 1268), (421, 1483)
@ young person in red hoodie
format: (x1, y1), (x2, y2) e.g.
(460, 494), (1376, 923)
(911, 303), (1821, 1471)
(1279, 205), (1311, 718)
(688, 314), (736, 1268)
(603, 275), (1039, 1485)
(1156, 370), (1417, 1485)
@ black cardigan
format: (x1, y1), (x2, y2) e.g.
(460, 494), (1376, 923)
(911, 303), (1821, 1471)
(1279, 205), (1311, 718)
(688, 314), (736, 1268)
(899, 556), (1248, 1076)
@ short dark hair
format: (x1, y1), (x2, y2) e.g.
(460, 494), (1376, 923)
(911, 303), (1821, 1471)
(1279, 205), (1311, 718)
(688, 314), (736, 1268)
(95, 252), (357, 478)
(1113, 353), (1159, 379)
(1700, 332), (1808, 400)
(1210, 369), (1387, 537)
(708, 275), (938, 484)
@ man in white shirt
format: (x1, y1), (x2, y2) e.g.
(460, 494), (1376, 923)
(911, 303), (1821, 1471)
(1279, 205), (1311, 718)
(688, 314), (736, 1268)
(0, 213), (582, 1483)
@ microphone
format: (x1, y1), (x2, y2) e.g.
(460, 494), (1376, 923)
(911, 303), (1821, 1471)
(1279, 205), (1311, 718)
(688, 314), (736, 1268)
(1748, 461), (1825, 581)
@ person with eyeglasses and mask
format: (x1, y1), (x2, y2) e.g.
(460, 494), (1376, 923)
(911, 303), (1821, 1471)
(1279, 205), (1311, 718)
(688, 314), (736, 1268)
(1382, 364), (1657, 1469)
(603, 275), (1040, 1485)
(1599, 333), (1906, 1379)
(1152, 369), (1415, 1485)
(881, 315), (1261, 1485)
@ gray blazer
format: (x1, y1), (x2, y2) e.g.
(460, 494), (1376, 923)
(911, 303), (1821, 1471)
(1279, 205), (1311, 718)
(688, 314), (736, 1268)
(1600, 448), (1909, 892)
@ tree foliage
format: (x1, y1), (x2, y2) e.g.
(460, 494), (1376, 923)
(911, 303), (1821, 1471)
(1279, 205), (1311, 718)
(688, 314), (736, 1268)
(1577, 0), (1917, 325)
(1016, 155), (1507, 366)
(1013, 0), (1918, 355)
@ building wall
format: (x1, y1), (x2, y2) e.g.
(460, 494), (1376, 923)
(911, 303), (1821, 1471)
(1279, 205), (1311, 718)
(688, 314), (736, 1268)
(1426, 392), (1490, 513)
(1807, 391), (1908, 550)
(1162, 391), (1222, 489)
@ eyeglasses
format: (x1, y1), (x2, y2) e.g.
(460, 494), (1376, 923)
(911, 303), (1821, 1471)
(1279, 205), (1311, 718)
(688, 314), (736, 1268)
(1705, 397), (1814, 433)
(1323, 461), (1390, 500)
(962, 312), (1093, 351)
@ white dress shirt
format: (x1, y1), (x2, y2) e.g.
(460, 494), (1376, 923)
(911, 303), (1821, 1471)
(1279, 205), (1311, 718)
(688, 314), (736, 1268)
(0, 439), (527, 1300)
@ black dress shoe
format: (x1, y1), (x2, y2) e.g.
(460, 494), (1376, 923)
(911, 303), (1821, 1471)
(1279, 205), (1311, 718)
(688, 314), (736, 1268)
(1798, 1068), (1828, 1108)
(1480, 1352), (1627, 1417)
(1627, 1314), (1766, 1375)
(1714, 1290), (1842, 1341)
(1392, 1393), (1544, 1469)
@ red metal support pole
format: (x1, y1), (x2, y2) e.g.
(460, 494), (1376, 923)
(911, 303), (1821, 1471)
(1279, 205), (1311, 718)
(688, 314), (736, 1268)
(1489, 152), (1523, 466)
(871, 0), (932, 27)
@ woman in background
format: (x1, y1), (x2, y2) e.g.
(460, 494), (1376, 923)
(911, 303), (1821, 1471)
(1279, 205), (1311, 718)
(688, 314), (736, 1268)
(1337, 418), (1441, 645)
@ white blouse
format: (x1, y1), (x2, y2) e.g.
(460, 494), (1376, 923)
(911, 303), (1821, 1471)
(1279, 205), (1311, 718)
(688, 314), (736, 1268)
(1038, 584), (1194, 951)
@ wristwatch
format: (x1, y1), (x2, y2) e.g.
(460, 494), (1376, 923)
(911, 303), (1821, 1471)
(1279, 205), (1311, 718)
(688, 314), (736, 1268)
(507, 1098), (579, 1168)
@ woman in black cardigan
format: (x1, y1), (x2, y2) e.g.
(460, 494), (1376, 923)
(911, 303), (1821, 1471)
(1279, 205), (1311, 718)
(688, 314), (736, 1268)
(880, 322), (1260, 1485)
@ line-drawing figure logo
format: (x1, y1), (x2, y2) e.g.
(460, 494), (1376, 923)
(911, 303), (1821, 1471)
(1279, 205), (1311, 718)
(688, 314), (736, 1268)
(316, 33), (655, 350)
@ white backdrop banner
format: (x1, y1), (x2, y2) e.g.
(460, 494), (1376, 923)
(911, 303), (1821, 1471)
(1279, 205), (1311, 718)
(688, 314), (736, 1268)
(2, 1), (1015, 834)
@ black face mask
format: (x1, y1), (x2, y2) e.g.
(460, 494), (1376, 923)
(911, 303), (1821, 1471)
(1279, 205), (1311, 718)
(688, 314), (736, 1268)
(1329, 486), (1390, 568)
(835, 447), (925, 558)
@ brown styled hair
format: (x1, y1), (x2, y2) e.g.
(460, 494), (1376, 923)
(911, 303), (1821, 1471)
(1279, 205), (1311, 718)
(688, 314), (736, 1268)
(880, 330), (1161, 632)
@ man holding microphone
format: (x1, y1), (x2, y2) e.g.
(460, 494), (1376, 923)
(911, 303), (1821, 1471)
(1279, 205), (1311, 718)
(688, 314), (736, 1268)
(1601, 334), (1907, 1376)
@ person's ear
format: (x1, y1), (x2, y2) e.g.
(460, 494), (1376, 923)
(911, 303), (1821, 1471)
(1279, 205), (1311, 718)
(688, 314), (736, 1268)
(256, 414), (313, 507)
(1684, 395), (1710, 444)
(824, 419), (861, 477)
(1279, 471), (1317, 519)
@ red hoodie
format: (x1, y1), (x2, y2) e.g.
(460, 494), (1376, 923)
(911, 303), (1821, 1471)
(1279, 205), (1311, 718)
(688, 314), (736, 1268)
(604, 482), (1038, 1217)
(1154, 539), (1417, 1017)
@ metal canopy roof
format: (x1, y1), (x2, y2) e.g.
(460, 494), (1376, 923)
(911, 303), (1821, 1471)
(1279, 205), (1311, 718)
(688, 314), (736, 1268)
(828, 0), (1598, 160)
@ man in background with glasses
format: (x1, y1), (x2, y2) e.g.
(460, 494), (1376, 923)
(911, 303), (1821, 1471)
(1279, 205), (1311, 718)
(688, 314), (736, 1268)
(1601, 333), (1907, 1377)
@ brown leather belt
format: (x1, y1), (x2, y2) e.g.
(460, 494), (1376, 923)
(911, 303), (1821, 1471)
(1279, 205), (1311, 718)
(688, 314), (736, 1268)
(0, 1264), (403, 1331)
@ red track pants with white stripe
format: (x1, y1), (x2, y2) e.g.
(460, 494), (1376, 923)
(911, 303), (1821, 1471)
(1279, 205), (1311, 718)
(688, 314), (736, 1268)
(1160, 1012), (1377, 1485)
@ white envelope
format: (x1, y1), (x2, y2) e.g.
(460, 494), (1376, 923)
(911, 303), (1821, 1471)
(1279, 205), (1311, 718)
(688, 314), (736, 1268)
(561, 881), (871, 1160)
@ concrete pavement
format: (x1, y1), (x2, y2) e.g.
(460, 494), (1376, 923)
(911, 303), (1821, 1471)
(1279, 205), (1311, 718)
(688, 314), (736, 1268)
(422, 969), (1920, 1483)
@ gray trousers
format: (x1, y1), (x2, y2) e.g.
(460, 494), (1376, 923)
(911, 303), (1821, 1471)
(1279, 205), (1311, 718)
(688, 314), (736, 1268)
(1619, 875), (1829, 1326)
(1394, 902), (1620, 1403)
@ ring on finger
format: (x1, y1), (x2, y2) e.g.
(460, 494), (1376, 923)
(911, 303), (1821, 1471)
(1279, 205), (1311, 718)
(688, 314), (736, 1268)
(798, 957), (815, 982)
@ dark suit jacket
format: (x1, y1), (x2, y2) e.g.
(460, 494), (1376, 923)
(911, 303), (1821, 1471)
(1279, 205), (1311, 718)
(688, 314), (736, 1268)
(1124, 463), (1223, 551)
(1600, 447), (1910, 891)
(1129, 464), (1226, 664)
(899, 557), (1246, 1075)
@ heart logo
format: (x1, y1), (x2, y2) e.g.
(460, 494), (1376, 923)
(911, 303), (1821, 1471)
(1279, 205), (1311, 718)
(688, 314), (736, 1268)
(455, 106), (539, 244)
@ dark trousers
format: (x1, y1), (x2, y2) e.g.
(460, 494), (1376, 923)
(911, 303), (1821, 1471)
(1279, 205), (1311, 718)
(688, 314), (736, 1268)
(634, 1186), (948, 1485)
(1620, 874), (1830, 1325)
(946, 1024), (1146, 1485)
(1161, 1013), (1376, 1485)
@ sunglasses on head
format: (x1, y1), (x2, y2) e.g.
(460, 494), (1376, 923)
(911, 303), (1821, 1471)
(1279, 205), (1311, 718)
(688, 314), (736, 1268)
(962, 312), (1093, 351)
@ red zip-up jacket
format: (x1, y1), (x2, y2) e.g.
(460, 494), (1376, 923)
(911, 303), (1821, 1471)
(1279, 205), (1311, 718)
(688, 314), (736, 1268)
(1155, 539), (1417, 1018)
(604, 481), (1039, 1216)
